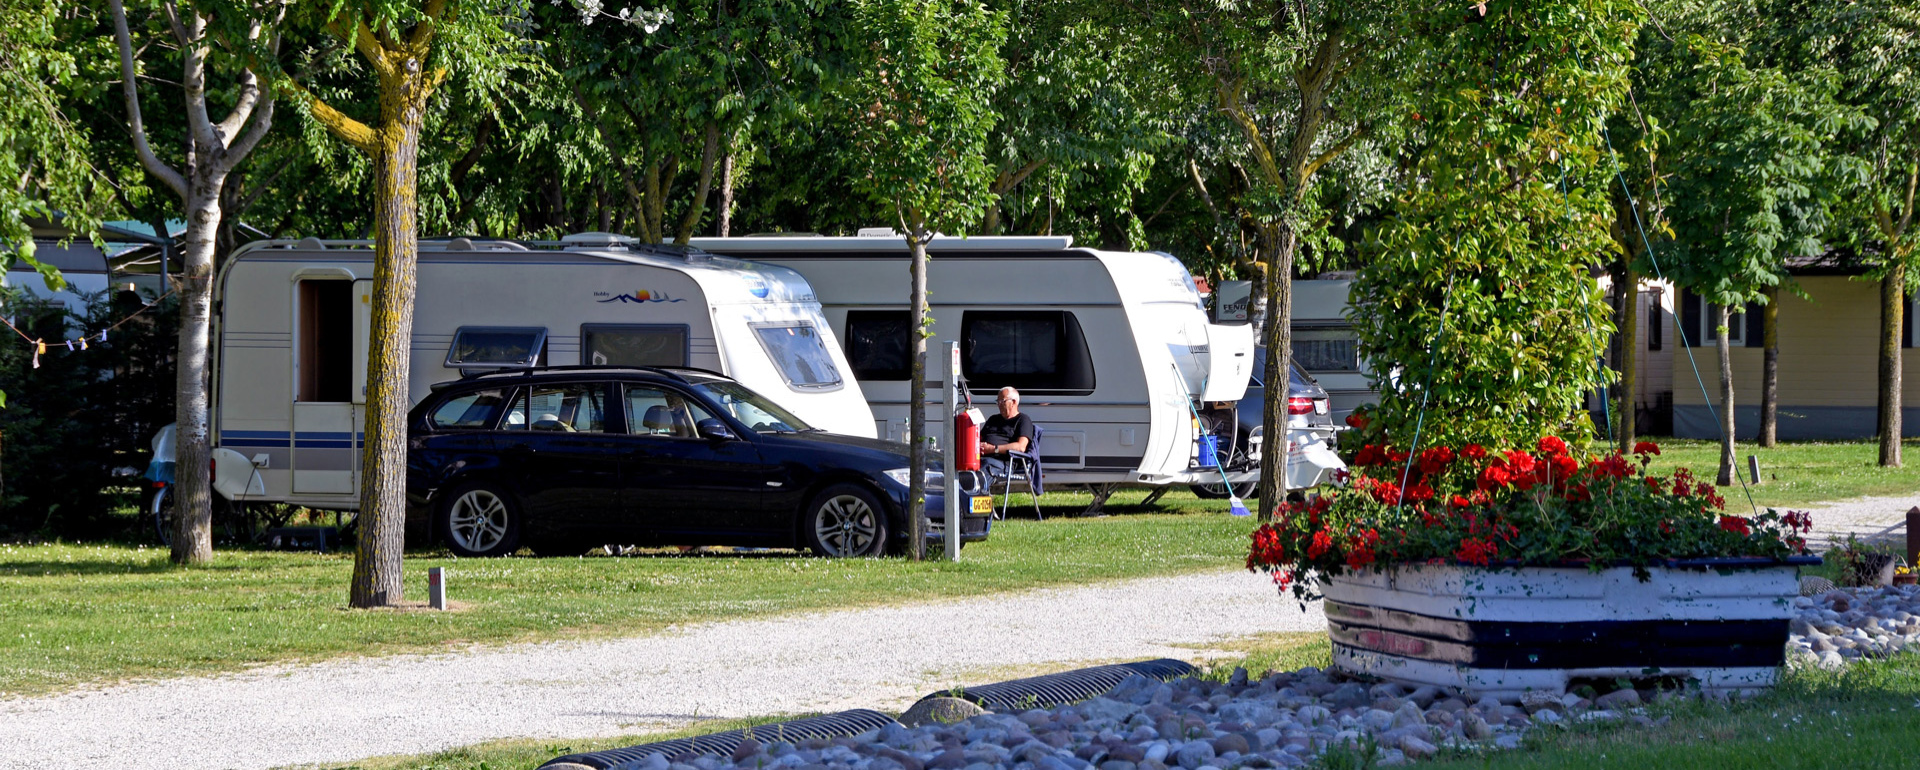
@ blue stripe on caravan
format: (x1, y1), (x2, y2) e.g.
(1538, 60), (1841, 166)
(222, 439), (290, 448)
(225, 430), (290, 439)
(296, 440), (355, 449)
(295, 431), (355, 440)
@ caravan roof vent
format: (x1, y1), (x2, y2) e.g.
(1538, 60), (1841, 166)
(561, 231), (637, 248)
(444, 237), (475, 251)
(294, 237), (327, 250)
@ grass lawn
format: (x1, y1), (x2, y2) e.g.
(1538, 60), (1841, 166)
(0, 488), (1255, 697)
(1624, 437), (1920, 510)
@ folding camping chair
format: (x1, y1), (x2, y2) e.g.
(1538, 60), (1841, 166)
(993, 423), (1045, 520)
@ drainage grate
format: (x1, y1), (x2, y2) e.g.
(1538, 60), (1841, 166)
(541, 709), (900, 770)
(917, 658), (1197, 713)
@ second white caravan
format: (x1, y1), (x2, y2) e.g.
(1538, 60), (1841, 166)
(688, 234), (1257, 493)
(202, 234), (873, 510)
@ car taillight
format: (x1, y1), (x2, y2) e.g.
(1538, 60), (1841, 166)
(1287, 396), (1313, 415)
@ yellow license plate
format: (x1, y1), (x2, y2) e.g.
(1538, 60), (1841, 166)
(971, 496), (994, 514)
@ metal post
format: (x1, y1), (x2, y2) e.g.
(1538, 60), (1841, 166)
(943, 341), (960, 562)
(428, 567), (447, 610)
(1907, 507), (1919, 570)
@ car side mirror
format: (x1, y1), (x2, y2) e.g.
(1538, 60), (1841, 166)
(696, 418), (736, 441)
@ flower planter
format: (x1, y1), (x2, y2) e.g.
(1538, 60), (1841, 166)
(1321, 557), (1819, 698)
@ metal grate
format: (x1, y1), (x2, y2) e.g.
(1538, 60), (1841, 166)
(915, 658), (1196, 713)
(541, 709), (900, 770)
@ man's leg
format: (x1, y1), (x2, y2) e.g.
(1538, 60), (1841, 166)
(982, 455), (1010, 518)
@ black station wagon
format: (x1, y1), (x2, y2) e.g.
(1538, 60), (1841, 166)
(405, 366), (987, 557)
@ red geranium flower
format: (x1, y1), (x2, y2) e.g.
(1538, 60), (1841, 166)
(1418, 446), (1456, 476)
(1307, 530), (1333, 559)
(1463, 444), (1488, 461)
(1632, 441), (1661, 456)
(1345, 413), (1370, 429)
(1536, 436), (1570, 457)
(1454, 537), (1498, 566)
(1718, 515), (1752, 536)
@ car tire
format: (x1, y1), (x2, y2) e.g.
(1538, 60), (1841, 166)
(802, 483), (890, 558)
(438, 483), (523, 557)
(1189, 480), (1257, 500)
(149, 486), (173, 546)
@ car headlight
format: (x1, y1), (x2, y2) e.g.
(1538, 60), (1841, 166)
(883, 468), (945, 488)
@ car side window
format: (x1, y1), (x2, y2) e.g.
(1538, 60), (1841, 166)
(503, 383), (607, 433)
(625, 385), (714, 438)
(430, 388), (508, 430)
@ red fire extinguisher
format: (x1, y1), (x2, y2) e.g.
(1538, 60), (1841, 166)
(954, 408), (983, 471)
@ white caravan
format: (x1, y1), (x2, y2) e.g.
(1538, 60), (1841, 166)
(686, 234), (1256, 494)
(1291, 277), (1374, 423)
(205, 234), (872, 510)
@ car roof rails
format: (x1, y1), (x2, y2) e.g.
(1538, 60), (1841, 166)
(449, 364), (733, 386)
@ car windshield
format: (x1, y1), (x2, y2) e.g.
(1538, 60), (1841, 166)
(686, 379), (814, 433)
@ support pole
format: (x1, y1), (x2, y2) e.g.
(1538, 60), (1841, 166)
(943, 341), (960, 562)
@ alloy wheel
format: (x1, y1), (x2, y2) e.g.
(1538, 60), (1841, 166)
(813, 494), (879, 556)
(448, 489), (511, 553)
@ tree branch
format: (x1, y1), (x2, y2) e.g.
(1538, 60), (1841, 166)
(108, 0), (188, 200)
(295, 84), (380, 155)
(328, 12), (395, 81)
(1301, 125), (1364, 182)
(410, 0), (448, 57)
(223, 87), (275, 168)
(214, 19), (268, 146)
(675, 122), (722, 244)
(992, 158), (1047, 195)
(172, 4), (224, 156)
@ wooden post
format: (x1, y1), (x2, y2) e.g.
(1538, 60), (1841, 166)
(1906, 507), (1919, 569)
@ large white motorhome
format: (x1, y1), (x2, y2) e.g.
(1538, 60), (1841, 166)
(203, 234), (872, 510)
(686, 234), (1256, 496)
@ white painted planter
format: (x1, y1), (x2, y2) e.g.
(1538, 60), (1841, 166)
(1320, 559), (1810, 698)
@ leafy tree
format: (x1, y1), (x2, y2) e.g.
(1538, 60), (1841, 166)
(107, 0), (278, 564)
(1, 0), (108, 267)
(1643, 31), (1858, 483)
(282, 0), (556, 606)
(843, 0), (1004, 559)
(1768, 0), (1920, 467)
(1129, 0), (1400, 507)
(1352, 0), (1642, 451)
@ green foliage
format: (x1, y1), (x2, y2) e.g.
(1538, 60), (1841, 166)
(0, 0), (108, 264)
(842, 0), (1006, 233)
(1352, 0), (1641, 449)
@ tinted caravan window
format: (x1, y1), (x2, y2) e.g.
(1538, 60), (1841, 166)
(962, 311), (1095, 395)
(582, 324), (688, 367)
(752, 322), (843, 390)
(843, 310), (911, 381)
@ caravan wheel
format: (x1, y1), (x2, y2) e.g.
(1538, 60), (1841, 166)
(149, 486), (174, 546)
(440, 484), (522, 557)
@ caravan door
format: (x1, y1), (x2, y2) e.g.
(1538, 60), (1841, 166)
(289, 276), (367, 495)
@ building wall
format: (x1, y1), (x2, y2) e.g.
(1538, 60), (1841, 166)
(1672, 276), (1920, 439)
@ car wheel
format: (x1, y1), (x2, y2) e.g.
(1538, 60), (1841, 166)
(1189, 480), (1257, 500)
(439, 484), (522, 557)
(149, 486), (173, 546)
(802, 484), (890, 558)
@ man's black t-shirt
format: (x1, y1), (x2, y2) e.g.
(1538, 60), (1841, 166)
(980, 412), (1036, 453)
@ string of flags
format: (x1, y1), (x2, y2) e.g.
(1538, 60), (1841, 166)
(1, 286), (179, 369)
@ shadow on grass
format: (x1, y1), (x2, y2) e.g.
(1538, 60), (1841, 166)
(0, 556), (270, 577)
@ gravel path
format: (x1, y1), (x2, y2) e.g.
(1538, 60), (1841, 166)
(1800, 493), (1920, 548)
(0, 570), (1322, 770)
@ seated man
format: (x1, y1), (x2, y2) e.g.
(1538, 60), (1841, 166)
(977, 386), (1036, 481)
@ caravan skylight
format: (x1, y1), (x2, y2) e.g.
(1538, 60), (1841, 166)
(446, 326), (547, 369)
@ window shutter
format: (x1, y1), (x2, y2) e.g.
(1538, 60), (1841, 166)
(1905, 295), (1913, 349)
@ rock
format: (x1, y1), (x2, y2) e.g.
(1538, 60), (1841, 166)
(1462, 713), (1494, 740)
(1210, 734), (1250, 756)
(1399, 736), (1438, 759)
(1326, 683), (1371, 710)
(1521, 691), (1559, 712)
(1391, 701), (1426, 730)
(1594, 689), (1641, 710)
(1494, 734), (1524, 751)
(1102, 763), (1138, 770)
(1108, 744), (1146, 763)
(1405, 686), (1441, 709)
(1533, 710), (1563, 726)
(1143, 742), (1171, 763)
(1228, 667), (1249, 687)
(731, 739), (765, 762)
(1294, 706), (1332, 727)
(1174, 742), (1217, 769)
(1360, 709), (1396, 732)
(903, 698), (989, 728)
(878, 724), (916, 749)
(927, 751), (969, 770)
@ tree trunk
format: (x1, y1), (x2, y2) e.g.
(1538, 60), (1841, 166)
(674, 123), (721, 244)
(905, 219), (930, 560)
(170, 188), (223, 564)
(351, 75), (427, 609)
(1716, 304), (1736, 486)
(1255, 222), (1295, 512)
(1760, 287), (1779, 448)
(1881, 266), (1904, 467)
(1614, 267), (1638, 453)
(716, 143), (736, 237)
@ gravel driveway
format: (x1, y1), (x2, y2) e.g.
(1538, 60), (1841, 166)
(0, 569), (1323, 770)
(1800, 493), (1920, 548)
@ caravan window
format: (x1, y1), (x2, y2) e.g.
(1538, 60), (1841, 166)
(503, 383), (607, 433)
(1293, 328), (1361, 373)
(447, 326), (547, 369)
(582, 324), (688, 367)
(962, 311), (1095, 395)
(844, 310), (911, 381)
(751, 322), (843, 390)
